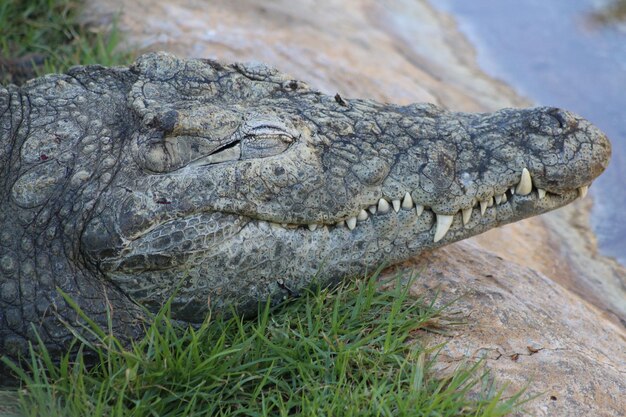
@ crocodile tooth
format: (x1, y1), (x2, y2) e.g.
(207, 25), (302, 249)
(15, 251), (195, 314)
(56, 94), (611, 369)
(392, 199), (401, 212)
(487, 197), (494, 207)
(368, 205), (377, 214)
(415, 204), (424, 217)
(462, 207), (473, 225)
(510, 186), (515, 195)
(378, 198), (390, 214)
(537, 188), (546, 199)
(346, 217), (357, 230)
(434, 214), (454, 243)
(516, 168), (532, 195)
(281, 223), (288, 227)
(401, 192), (413, 209)
(578, 186), (588, 198)
(501, 193), (507, 204)
(495, 195), (502, 205)
(480, 199), (489, 215)
(337, 220), (345, 227)
(308, 224), (318, 231)
(357, 209), (369, 221)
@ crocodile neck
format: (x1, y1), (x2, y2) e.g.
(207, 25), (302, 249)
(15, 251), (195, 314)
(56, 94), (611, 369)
(0, 76), (145, 361)
(0, 85), (28, 195)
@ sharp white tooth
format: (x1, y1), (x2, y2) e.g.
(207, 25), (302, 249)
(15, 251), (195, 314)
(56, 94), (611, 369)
(495, 195), (502, 205)
(537, 188), (546, 199)
(401, 192), (413, 209)
(462, 207), (473, 225)
(281, 223), (288, 227)
(578, 185), (588, 199)
(368, 205), (377, 214)
(501, 193), (507, 204)
(357, 209), (369, 221)
(392, 199), (401, 212)
(434, 214), (454, 243)
(308, 224), (318, 231)
(337, 220), (345, 227)
(516, 168), (532, 195)
(415, 204), (424, 217)
(487, 197), (494, 207)
(377, 198), (390, 214)
(510, 186), (515, 195)
(346, 217), (357, 230)
(480, 199), (488, 215)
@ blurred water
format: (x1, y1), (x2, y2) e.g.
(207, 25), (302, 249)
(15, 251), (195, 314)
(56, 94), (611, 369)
(431, 0), (626, 265)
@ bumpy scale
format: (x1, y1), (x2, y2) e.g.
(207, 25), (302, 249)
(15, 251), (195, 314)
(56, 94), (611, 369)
(0, 52), (611, 365)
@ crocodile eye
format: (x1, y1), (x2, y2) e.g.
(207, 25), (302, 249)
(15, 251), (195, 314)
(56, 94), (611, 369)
(240, 124), (295, 159)
(135, 113), (298, 172)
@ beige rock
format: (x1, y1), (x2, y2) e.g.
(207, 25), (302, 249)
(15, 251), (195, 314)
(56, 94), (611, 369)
(394, 241), (626, 416)
(83, 0), (526, 111)
(80, 0), (626, 415)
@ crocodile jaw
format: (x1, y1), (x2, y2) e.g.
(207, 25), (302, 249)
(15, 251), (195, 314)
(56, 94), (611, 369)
(99, 182), (581, 321)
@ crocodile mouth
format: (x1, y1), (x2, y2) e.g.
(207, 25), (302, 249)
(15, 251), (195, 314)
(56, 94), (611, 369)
(106, 166), (589, 275)
(268, 167), (590, 243)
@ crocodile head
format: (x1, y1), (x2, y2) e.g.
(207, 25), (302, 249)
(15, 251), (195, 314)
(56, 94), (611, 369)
(79, 53), (611, 319)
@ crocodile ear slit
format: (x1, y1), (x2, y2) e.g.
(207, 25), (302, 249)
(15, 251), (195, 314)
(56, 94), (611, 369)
(146, 110), (179, 134)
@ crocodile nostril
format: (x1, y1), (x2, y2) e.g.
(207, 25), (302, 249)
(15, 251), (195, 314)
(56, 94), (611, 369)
(547, 108), (577, 131)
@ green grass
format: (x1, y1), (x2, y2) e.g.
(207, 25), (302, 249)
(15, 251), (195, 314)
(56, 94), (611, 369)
(0, 0), (132, 84)
(2, 275), (526, 416)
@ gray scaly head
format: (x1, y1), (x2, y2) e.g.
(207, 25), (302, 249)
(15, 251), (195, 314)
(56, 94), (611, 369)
(0, 52), (611, 361)
(83, 53), (610, 320)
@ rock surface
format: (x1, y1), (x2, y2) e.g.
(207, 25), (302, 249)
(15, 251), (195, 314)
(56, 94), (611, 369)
(74, 0), (624, 415)
(400, 242), (626, 416)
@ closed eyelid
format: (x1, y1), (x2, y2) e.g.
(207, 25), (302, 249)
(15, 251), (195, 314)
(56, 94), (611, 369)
(250, 124), (287, 132)
(241, 114), (299, 136)
(244, 131), (294, 144)
(244, 124), (289, 136)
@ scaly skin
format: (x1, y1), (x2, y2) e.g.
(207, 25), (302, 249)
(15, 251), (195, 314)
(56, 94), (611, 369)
(0, 52), (611, 362)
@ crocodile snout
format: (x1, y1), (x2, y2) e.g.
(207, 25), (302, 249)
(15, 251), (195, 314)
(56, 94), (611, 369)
(558, 111), (609, 191)
(507, 107), (610, 196)
(581, 115), (612, 174)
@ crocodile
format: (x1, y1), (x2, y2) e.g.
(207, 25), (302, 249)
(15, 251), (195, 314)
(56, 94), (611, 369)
(0, 52), (611, 362)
